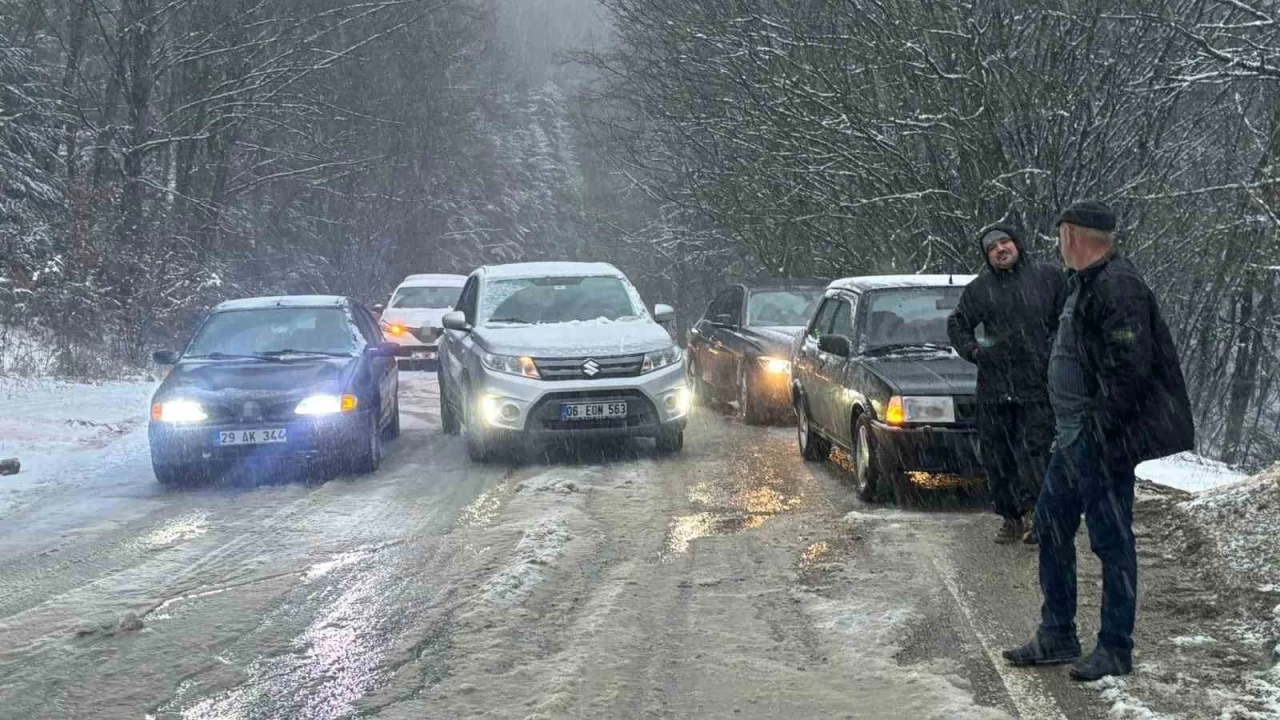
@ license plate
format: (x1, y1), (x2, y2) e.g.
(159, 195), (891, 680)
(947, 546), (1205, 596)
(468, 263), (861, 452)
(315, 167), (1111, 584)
(215, 428), (287, 446)
(560, 402), (627, 421)
(411, 351), (435, 360)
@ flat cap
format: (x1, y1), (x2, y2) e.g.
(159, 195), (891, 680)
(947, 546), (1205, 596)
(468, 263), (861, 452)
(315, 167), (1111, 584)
(1055, 199), (1116, 232)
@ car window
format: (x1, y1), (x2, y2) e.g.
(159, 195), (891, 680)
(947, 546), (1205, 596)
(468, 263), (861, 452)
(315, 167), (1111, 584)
(186, 308), (363, 357)
(457, 278), (478, 324)
(864, 287), (965, 348)
(480, 276), (643, 326)
(706, 289), (737, 322)
(746, 289), (822, 327)
(352, 307), (382, 345)
(829, 296), (856, 337)
(389, 286), (462, 309)
(807, 298), (839, 339)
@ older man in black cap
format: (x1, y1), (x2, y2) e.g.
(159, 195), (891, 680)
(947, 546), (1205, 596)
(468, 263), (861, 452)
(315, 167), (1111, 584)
(948, 224), (1065, 544)
(1003, 200), (1195, 681)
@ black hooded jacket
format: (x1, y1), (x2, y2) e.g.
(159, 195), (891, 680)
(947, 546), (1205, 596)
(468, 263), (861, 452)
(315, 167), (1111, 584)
(947, 224), (1067, 403)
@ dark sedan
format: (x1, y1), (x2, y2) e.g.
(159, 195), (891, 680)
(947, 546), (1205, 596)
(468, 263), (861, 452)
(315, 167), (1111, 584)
(790, 275), (982, 503)
(148, 295), (400, 484)
(687, 282), (824, 423)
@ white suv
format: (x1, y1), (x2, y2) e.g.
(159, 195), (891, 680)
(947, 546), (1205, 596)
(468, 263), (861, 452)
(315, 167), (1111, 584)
(377, 273), (467, 370)
(437, 262), (689, 460)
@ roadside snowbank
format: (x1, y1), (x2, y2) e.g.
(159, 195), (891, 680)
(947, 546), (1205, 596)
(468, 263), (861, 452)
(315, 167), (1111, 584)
(1181, 464), (1280, 591)
(1137, 452), (1246, 494)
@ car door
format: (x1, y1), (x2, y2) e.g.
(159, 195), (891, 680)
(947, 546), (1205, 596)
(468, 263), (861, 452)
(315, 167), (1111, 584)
(686, 294), (723, 387)
(797, 295), (839, 431)
(442, 276), (479, 405)
(353, 305), (396, 424)
(822, 292), (861, 447)
(694, 289), (734, 394)
(708, 286), (745, 392)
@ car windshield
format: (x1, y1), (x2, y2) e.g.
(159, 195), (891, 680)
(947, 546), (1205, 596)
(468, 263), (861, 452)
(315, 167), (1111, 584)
(746, 289), (822, 327)
(863, 286), (965, 350)
(186, 308), (362, 358)
(480, 275), (643, 325)
(389, 285), (461, 309)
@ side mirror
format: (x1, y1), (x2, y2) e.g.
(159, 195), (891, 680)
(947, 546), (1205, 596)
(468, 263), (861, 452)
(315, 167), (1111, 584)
(818, 334), (853, 358)
(152, 350), (178, 365)
(713, 313), (737, 328)
(442, 310), (470, 332)
(372, 303), (385, 317)
(654, 303), (675, 324)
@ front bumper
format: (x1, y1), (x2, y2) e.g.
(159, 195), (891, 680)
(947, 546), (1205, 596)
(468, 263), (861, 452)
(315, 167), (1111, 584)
(749, 368), (793, 410)
(471, 361), (689, 439)
(149, 412), (368, 468)
(383, 327), (441, 370)
(869, 420), (982, 476)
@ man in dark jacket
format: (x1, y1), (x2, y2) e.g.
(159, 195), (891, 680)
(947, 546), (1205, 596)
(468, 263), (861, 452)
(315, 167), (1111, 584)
(1003, 200), (1195, 681)
(949, 224), (1066, 544)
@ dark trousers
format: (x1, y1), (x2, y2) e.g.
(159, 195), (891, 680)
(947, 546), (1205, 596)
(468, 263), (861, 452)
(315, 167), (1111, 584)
(1035, 431), (1137, 651)
(977, 401), (1053, 519)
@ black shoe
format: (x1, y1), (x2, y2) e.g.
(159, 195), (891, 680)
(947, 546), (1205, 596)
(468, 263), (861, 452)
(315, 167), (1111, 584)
(994, 516), (1024, 544)
(1003, 635), (1083, 667)
(1070, 646), (1133, 681)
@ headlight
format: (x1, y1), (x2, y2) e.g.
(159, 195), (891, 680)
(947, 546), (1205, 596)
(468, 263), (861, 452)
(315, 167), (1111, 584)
(482, 352), (540, 379)
(151, 399), (208, 424)
(885, 395), (955, 425)
(295, 394), (358, 416)
(641, 345), (682, 373)
(758, 356), (791, 374)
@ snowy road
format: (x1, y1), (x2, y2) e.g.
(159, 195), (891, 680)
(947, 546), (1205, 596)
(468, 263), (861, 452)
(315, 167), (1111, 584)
(0, 375), (1265, 719)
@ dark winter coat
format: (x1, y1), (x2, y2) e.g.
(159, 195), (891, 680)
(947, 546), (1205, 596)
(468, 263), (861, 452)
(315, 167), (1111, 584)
(947, 224), (1067, 404)
(1071, 253), (1195, 469)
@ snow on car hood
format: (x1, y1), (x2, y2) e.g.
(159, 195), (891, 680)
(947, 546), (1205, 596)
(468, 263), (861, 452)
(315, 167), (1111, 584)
(475, 319), (675, 357)
(381, 307), (450, 329)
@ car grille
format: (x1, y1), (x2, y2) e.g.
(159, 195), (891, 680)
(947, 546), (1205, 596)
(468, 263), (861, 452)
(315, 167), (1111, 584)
(204, 400), (299, 424)
(529, 390), (658, 431)
(404, 327), (439, 344)
(533, 354), (645, 381)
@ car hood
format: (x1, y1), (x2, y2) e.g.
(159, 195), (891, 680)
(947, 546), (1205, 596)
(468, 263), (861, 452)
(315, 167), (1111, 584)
(156, 356), (357, 403)
(742, 325), (803, 355)
(864, 353), (976, 396)
(476, 320), (674, 357)
(381, 307), (450, 329)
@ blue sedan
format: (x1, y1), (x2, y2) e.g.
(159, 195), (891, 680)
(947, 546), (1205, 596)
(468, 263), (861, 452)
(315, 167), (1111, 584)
(148, 295), (400, 484)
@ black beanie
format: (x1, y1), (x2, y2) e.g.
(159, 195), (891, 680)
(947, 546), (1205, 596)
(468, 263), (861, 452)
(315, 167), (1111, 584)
(1056, 200), (1117, 232)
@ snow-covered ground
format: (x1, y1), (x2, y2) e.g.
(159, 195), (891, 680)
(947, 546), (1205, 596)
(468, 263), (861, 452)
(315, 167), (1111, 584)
(1137, 451), (1247, 494)
(0, 378), (158, 515)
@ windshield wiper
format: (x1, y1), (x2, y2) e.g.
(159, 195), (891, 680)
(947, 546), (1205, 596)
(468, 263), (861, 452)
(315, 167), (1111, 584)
(485, 317), (534, 325)
(258, 349), (357, 358)
(186, 352), (285, 362)
(864, 342), (953, 356)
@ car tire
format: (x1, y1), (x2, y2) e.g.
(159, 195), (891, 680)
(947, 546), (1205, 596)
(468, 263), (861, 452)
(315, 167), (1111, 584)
(352, 411), (384, 474)
(655, 426), (684, 454)
(439, 372), (461, 436)
(738, 364), (765, 425)
(853, 415), (887, 503)
(153, 462), (186, 486)
(383, 396), (401, 440)
(463, 388), (494, 462)
(797, 397), (830, 461)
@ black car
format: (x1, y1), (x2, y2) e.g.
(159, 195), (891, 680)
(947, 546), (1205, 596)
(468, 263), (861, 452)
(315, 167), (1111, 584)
(148, 295), (400, 484)
(791, 275), (982, 502)
(687, 281), (825, 422)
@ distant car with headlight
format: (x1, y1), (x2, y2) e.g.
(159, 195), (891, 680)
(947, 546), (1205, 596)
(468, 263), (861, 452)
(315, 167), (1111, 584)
(437, 262), (689, 461)
(686, 281), (825, 423)
(148, 295), (400, 484)
(375, 273), (467, 370)
(791, 275), (982, 503)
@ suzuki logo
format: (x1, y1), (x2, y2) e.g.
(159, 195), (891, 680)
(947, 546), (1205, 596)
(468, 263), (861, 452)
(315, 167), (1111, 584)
(582, 359), (601, 377)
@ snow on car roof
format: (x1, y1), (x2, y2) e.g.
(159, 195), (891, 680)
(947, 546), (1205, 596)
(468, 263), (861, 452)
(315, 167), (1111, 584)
(214, 295), (349, 311)
(399, 273), (467, 287)
(478, 261), (624, 281)
(828, 274), (977, 292)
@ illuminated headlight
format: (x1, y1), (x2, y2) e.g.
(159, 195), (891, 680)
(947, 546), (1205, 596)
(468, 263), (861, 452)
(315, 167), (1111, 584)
(661, 387), (692, 417)
(890, 396), (956, 425)
(295, 394), (358, 416)
(479, 394), (523, 428)
(642, 345), (683, 373)
(758, 356), (791, 374)
(481, 352), (540, 379)
(151, 399), (208, 424)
